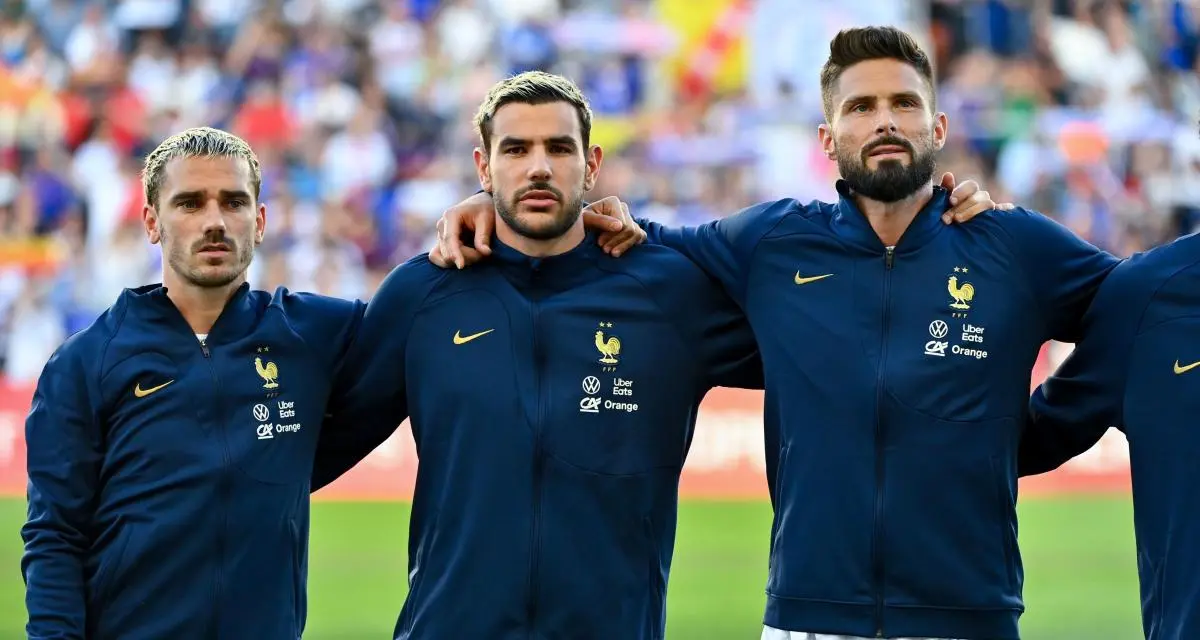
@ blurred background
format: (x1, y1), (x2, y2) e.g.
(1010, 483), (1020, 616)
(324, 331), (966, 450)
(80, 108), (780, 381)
(0, 0), (1191, 637)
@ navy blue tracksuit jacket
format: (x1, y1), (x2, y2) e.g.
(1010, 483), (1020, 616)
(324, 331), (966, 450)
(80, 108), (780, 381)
(312, 234), (762, 640)
(1020, 232), (1200, 640)
(638, 181), (1119, 639)
(21, 283), (362, 639)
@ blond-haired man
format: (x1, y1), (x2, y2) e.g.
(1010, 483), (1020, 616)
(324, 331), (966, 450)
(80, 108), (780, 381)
(21, 127), (364, 639)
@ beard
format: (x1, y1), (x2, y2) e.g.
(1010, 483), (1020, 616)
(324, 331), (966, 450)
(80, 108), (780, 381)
(837, 134), (937, 203)
(494, 182), (585, 241)
(162, 226), (253, 288)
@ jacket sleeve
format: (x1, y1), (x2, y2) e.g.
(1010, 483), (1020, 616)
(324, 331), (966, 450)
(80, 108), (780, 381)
(998, 207), (1121, 343)
(637, 200), (786, 305)
(1019, 259), (1147, 476)
(690, 280), (763, 391)
(21, 344), (103, 639)
(312, 257), (440, 491)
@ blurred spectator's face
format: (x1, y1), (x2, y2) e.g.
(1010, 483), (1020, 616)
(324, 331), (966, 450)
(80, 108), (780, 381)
(819, 59), (947, 203)
(145, 156), (265, 290)
(475, 101), (601, 241)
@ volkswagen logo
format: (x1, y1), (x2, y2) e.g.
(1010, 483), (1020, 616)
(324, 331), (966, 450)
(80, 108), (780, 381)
(253, 403), (270, 422)
(582, 376), (601, 395)
(928, 320), (949, 339)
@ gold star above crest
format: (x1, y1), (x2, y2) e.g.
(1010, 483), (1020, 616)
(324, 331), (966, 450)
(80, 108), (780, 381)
(257, 346), (270, 353)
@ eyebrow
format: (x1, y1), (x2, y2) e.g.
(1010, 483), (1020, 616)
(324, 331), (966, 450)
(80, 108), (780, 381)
(842, 91), (925, 107)
(169, 190), (253, 203)
(497, 136), (579, 148)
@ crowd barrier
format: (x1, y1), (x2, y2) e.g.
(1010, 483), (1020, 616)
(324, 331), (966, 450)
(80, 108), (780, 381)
(0, 351), (1132, 500)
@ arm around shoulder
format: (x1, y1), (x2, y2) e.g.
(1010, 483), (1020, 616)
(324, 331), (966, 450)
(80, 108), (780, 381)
(997, 207), (1120, 343)
(313, 256), (442, 490)
(1020, 257), (1149, 476)
(635, 200), (794, 304)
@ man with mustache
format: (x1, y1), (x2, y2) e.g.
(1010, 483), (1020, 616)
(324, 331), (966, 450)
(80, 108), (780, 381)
(309, 71), (765, 639)
(21, 127), (364, 638)
(430, 27), (1120, 640)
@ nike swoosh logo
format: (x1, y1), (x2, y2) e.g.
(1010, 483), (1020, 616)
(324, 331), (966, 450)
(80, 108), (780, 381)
(453, 329), (495, 345)
(794, 272), (834, 285)
(134, 380), (174, 398)
(1174, 360), (1200, 375)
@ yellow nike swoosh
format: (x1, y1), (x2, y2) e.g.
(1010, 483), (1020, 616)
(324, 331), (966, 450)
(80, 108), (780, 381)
(134, 380), (174, 398)
(1174, 360), (1200, 375)
(453, 329), (495, 345)
(794, 272), (834, 285)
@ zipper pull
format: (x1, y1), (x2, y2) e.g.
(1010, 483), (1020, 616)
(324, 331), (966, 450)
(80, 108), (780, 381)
(885, 246), (895, 269)
(200, 338), (211, 358)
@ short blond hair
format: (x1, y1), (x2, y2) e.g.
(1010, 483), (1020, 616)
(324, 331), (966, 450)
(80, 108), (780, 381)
(142, 127), (261, 209)
(474, 71), (593, 153)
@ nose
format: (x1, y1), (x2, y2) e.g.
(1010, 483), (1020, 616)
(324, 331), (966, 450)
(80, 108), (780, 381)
(525, 147), (552, 181)
(873, 112), (898, 136)
(200, 199), (227, 233)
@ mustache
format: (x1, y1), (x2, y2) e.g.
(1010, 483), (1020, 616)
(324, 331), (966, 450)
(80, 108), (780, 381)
(515, 183), (563, 201)
(192, 234), (235, 253)
(862, 136), (915, 159)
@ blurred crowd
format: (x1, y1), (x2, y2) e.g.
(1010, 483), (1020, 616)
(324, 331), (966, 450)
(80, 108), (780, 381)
(0, 0), (1196, 382)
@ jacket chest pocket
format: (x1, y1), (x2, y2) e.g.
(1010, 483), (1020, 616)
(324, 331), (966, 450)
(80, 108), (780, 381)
(541, 365), (691, 476)
(225, 355), (326, 486)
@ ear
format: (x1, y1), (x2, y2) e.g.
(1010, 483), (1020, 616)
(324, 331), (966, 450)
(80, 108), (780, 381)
(255, 202), (267, 245)
(474, 147), (492, 193)
(583, 144), (603, 191)
(143, 204), (161, 244)
(817, 123), (836, 160)
(933, 111), (948, 151)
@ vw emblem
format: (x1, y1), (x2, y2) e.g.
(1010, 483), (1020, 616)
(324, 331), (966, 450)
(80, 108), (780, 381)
(253, 403), (270, 422)
(928, 320), (949, 339)
(582, 376), (601, 395)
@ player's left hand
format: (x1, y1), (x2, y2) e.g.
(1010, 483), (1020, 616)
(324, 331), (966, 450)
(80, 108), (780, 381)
(939, 172), (1015, 224)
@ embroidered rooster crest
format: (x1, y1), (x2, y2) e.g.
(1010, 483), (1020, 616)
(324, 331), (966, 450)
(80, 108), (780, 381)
(947, 274), (975, 310)
(255, 356), (280, 389)
(595, 329), (621, 365)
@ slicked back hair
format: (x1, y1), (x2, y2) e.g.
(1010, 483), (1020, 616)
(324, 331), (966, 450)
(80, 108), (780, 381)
(142, 127), (261, 210)
(820, 26), (936, 122)
(474, 71), (593, 154)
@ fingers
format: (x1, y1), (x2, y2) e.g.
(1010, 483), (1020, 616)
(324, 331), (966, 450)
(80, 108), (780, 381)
(473, 218), (492, 257)
(940, 171), (956, 192)
(429, 244), (451, 268)
(945, 190), (994, 224)
(582, 210), (625, 233)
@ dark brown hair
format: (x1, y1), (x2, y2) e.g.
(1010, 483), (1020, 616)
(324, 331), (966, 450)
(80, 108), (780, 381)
(819, 26), (936, 121)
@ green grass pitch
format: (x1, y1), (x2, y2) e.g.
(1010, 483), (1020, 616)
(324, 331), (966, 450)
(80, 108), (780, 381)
(0, 495), (1141, 638)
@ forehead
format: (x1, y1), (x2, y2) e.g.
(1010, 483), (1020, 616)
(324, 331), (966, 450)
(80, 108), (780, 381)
(491, 101), (582, 143)
(832, 58), (932, 105)
(160, 155), (253, 195)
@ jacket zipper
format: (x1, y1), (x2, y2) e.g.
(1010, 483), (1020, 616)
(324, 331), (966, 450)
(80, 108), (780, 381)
(873, 246), (895, 637)
(526, 302), (546, 635)
(201, 337), (231, 636)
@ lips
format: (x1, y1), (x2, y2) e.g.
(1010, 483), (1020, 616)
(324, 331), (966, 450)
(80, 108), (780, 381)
(869, 145), (909, 156)
(198, 244), (231, 254)
(519, 190), (559, 208)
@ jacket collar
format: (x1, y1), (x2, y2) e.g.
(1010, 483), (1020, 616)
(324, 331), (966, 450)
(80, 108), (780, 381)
(830, 179), (950, 253)
(489, 230), (603, 293)
(123, 281), (259, 342)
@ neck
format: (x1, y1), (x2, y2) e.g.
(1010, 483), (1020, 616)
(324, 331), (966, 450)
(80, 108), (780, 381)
(163, 273), (245, 335)
(495, 216), (586, 258)
(853, 180), (935, 247)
